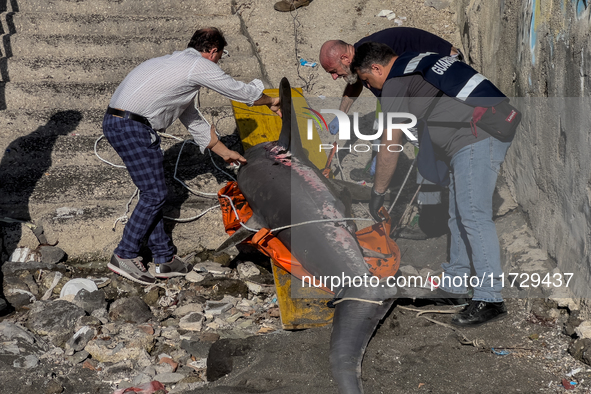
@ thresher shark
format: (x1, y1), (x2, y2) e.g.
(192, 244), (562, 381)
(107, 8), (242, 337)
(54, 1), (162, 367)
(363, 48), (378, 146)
(218, 78), (400, 394)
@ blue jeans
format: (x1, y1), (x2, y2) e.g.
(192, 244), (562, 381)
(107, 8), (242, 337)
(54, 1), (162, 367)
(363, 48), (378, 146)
(440, 137), (511, 302)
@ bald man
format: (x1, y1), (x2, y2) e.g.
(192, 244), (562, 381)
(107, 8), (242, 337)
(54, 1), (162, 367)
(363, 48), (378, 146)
(320, 28), (462, 240)
(320, 27), (461, 114)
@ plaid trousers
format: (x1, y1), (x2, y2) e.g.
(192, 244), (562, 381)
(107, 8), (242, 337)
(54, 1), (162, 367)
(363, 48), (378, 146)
(102, 113), (174, 264)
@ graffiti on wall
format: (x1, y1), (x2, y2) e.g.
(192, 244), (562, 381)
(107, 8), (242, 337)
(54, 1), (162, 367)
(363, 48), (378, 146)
(575, 0), (588, 17)
(526, 0), (589, 67)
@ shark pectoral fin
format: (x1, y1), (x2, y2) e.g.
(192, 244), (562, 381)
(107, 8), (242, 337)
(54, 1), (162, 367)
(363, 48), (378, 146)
(214, 214), (266, 254)
(214, 227), (254, 254)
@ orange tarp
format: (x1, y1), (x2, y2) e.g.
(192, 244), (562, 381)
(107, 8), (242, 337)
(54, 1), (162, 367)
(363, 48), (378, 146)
(218, 182), (400, 294)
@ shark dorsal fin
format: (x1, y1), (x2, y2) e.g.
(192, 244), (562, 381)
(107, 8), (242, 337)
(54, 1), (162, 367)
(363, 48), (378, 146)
(277, 77), (292, 150)
(276, 78), (306, 158)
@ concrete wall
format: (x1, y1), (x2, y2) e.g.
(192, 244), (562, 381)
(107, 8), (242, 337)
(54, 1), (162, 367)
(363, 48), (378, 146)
(454, 0), (591, 297)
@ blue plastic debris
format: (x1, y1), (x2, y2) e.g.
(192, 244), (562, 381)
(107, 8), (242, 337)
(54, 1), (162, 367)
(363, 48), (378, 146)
(299, 58), (317, 67)
(491, 348), (511, 356)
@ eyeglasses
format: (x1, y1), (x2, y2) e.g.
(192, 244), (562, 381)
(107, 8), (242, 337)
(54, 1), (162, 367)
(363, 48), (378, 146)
(222, 49), (229, 59)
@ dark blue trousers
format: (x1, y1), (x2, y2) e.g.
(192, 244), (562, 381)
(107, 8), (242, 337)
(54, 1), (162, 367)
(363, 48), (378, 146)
(102, 114), (174, 264)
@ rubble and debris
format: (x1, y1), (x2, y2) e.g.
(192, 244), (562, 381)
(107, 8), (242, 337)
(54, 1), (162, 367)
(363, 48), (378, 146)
(561, 378), (577, 390)
(84, 323), (154, 363)
(568, 339), (591, 365)
(9, 247), (40, 263)
(236, 262), (260, 279)
(185, 271), (206, 283)
(575, 321), (591, 339)
(112, 381), (167, 394)
(54, 207), (84, 219)
(376, 10), (395, 18)
(192, 261), (231, 277)
(38, 245), (66, 264)
(1, 235), (587, 392)
(179, 312), (206, 332)
(72, 289), (108, 313)
(26, 300), (86, 347)
(60, 278), (98, 299)
(109, 297), (153, 323)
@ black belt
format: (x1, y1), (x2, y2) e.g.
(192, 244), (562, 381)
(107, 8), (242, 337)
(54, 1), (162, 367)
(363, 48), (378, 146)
(106, 107), (152, 128)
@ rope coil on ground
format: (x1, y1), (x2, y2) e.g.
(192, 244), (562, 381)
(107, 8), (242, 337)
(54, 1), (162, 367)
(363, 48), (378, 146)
(397, 305), (486, 349)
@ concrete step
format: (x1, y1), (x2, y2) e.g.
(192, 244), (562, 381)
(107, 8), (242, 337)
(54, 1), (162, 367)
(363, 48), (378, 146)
(3, 81), (259, 111)
(0, 108), (233, 143)
(0, 1), (257, 261)
(0, 163), (132, 206)
(16, 0), (233, 16)
(7, 33), (253, 60)
(6, 193), (228, 263)
(0, 145), (232, 207)
(1, 55), (262, 83)
(8, 13), (242, 37)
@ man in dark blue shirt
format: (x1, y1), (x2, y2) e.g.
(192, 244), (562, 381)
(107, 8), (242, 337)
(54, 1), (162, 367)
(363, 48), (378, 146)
(320, 28), (462, 115)
(319, 28), (462, 240)
(351, 41), (511, 327)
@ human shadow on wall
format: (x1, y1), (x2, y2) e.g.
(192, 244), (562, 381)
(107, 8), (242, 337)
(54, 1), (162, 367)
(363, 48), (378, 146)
(0, 0), (19, 111)
(0, 110), (83, 309)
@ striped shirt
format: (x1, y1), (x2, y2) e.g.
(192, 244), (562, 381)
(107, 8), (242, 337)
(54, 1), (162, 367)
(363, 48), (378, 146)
(109, 47), (264, 150)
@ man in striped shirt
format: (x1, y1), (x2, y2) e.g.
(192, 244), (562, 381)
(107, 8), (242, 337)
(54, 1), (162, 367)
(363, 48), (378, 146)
(352, 42), (511, 327)
(103, 27), (281, 285)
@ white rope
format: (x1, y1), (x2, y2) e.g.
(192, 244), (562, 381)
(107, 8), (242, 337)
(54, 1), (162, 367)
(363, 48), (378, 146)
(96, 104), (242, 224)
(171, 139), (219, 198)
(269, 217), (373, 233)
(332, 136), (345, 181)
(94, 135), (126, 168)
(388, 157), (416, 214)
(358, 202), (377, 224)
(158, 132), (184, 141)
(163, 204), (220, 223)
(209, 149), (237, 182)
(96, 100), (366, 232)
(112, 188), (139, 230)
(331, 297), (384, 306)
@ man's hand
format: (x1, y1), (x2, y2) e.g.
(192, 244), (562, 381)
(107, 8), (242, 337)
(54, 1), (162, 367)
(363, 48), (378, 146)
(328, 117), (339, 135)
(220, 149), (247, 166)
(267, 96), (282, 117)
(208, 125), (247, 166)
(254, 94), (282, 117)
(369, 188), (386, 222)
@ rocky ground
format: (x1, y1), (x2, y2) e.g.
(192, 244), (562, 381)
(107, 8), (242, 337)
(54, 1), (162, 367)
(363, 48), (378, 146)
(1, 0), (591, 393)
(1, 228), (591, 394)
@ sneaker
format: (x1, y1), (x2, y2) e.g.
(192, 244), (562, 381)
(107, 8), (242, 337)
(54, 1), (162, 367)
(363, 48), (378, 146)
(422, 288), (470, 306)
(350, 168), (374, 183)
(451, 300), (508, 327)
(154, 255), (194, 278)
(108, 254), (155, 285)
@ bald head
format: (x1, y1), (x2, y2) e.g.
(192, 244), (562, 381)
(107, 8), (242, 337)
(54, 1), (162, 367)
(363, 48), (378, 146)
(319, 40), (358, 83)
(319, 40), (349, 67)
